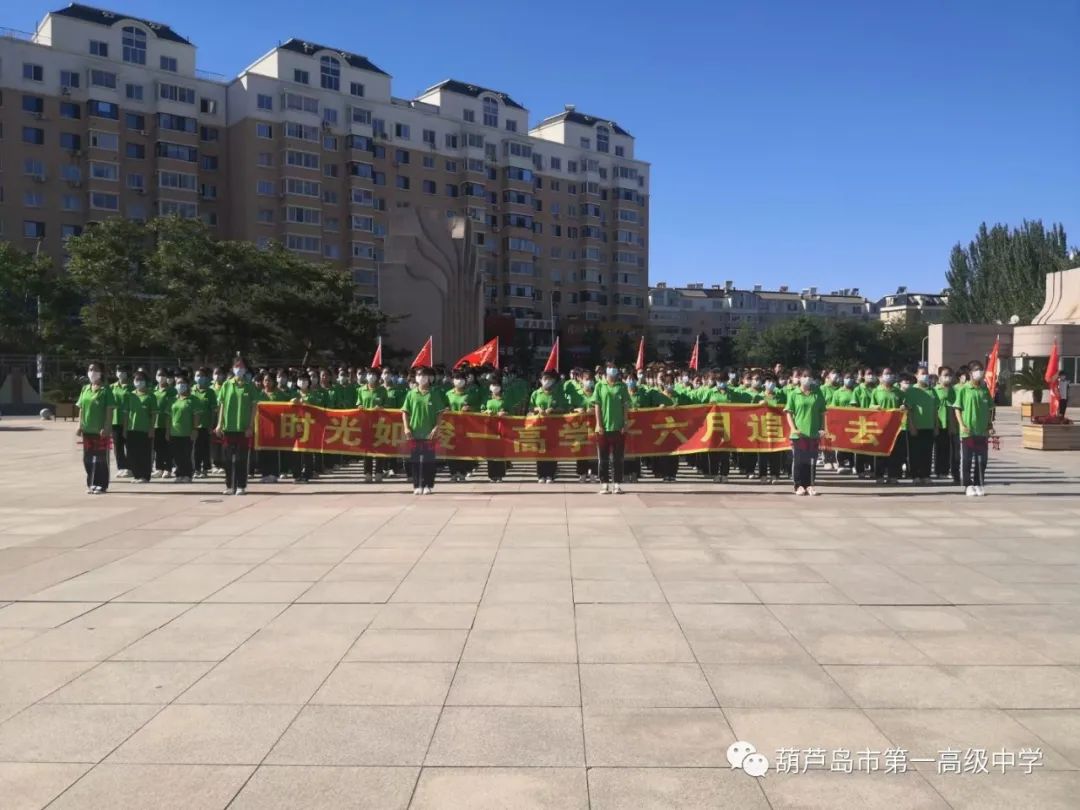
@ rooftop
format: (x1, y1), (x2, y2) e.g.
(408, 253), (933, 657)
(51, 3), (191, 44)
(423, 79), (525, 110)
(535, 108), (632, 137)
(278, 38), (388, 75)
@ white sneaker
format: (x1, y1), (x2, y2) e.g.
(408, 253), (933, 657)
(152, 470), (165, 479)
(795, 487), (808, 496)
(613, 484), (624, 495)
(578, 475), (587, 483)
(413, 487), (422, 496)
(965, 486), (977, 497)
(235, 488), (247, 496)
(975, 486), (986, 497)
(374, 473), (384, 483)
(90, 486), (104, 495)
(599, 484), (610, 494)
(163, 470), (174, 479)
(364, 474), (373, 483)
(807, 486), (819, 496)
(116, 469), (130, 479)
(222, 488), (235, 496)
(422, 487), (433, 495)
(537, 477), (545, 484)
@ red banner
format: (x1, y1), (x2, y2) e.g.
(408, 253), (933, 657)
(255, 403), (904, 460)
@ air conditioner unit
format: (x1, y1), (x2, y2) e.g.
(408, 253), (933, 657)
(136, 188), (146, 195)
(32, 111), (44, 120)
(67, 180), (82, 188)
(33, 175), (47, 183)
(378, 132), (389, 140)
(136, 129), (146, 136)
(60, 86), (71, 96)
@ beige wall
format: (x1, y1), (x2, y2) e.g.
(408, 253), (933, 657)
(927, 323), (1012, 372)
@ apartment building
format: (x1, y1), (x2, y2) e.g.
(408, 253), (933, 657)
(0, 4), (651, 350)
(877, 287), (948, 323)
(649, 281), (877, 356)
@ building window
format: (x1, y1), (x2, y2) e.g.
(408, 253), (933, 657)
(351, 107), (371, 125)
(294, 69), (309, 85)
(159, 83), (196, 104)
(615, 145), (625, 157)
(257, 93), (273, 111)
(23, 191), (43, 208)
(200, 98), (217, 115)
(89, 130), (118, 150)
(90, 162), (119, 181)
(596, 126), (609, 153)
(90, 70), (117, 89)
(125, 112), (145, 130)
(256, 180), (274, 195)
(60, 101), (81, 119)
(394, 149), (410, 164)
(505, 120), (517, 133)
(62, 195), (81, 212)
(579, 137), (590, 149)
(323, 107), (339, 125)
(482, 97), (498, 128)
(126, 142), (146, 159)
(60, 70), (80, 88)
(422, 155), (435, 169)
(22, 127), (45, 145)
(125, 83), (144, 101)
(90, 192), (119, 211)
(59, 132), (81, 150)
(444, 134), (458, 149)
(256, 123), (273, 139)
(349, 81), (365, 97)
(22, 94), (44, 114)
(200, 126), (219, 142)
(463, 109), (475, 123)
(395, 175), (410, 190)
(89, 40), (108, 57)
(24, 221), (46, 238)
(257, 152), (272, 166)
(320, 56), (340, 91)
(201, 155), (219, 171)
(445, 160), (457, 172)
(156, 142), (198, 162)
(22, 63), (43, 82)
(394, 123), (410, 140)
(88, 100), (119, 120)
(122, 26), (147, 64)
(127, 173), (145, 190)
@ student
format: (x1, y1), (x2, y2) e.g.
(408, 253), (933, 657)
(870, 367), (904, 484)
(169, 375), (199, 483)
(257, 373), (288, 483)
(123, 370), (156, 483)
(652, 373), (689, 481)
(290, 372), (320, 483)
(623, 373), (652, 482)
(530, 370), (568, 483)
(594, 362), (632, 494)
(214, 356), (259, 496)
(401, 365), (448, 495)
(190, 367), (216, 479)
(356, 367), (387, 482)
(152, 368), (176, 478)
(1056, 371), (1070, 418)
(209, 367), (227, 473)
(830, 372), (859, 475)
(482, 374), (509, 482)
(76, 362), (115, 494)
(905, 369), (938, 483)
(784, 371), (826, 496)
(445, 369), (479, 482)
(953, 360), (995, 497)
(110, 366), (133, 478)
(573, 376), (600, 482)
(818, 370), (841, 470)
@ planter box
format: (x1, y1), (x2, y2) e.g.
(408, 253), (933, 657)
(1023, 423), (1080, 450)
(53, 403), (77, 421)
(1022, 402), (1050, 421)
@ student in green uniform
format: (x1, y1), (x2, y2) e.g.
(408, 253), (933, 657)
(623, 373), (652, 482)
(208, 367), (227, 472)
(169, 375), (200, 483)
(652, 373), (689, 481)
(530, 370), (569, 483)
(594, 363), (632, 494)
(289, 371), (321, 483)
(830, 372), (859, 474)
(355, 367), (387, 482)
(256, 373), (289, 483)
(111, 366), (133, 478)
(151, 368), (176, 478)
(818, 370), (840, 470)
(482, 374), (509, 482)
(953, 360), (995, 496)
(189, 367), (216, 479)
(214, 356), (259, 496)
(401, 366), (448, 495)
(933, 366), (960, 483)
(870, 367), (905, 483)
(573, 377), (600, 483)
(784, 372), (827, 496)
(76, 362), (116, 494)
(123, 370), (156, 483)
(905, 370), (938, 483)
(445, 369), (479, 482)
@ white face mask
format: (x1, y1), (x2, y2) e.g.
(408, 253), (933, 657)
(971, 369), (984, 381)
(941, 376), (953, 385)
(338, 375), (347, 384)
(277, 377), (288, 388)
(366, 373), (378, 384)
(541, 379), (554, 390)
(298, 379), (309, 389)
(233, 367), (245, 379)
(453, 379), (466, 389)
(417, 375), (431, 387)
(117, 371), (128, 381)
(176, 382), (189, 394)
(800, 376), (811, 387)
(899, 382), (911, 392)
(88, 370), (102, 384)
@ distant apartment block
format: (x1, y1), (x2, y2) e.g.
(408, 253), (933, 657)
(877, 287), (948, 324)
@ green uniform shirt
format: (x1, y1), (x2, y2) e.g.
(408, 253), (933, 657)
(656, 388), (692, 406)
(169, 396), (198, 438)
(331, 383), (356, 408)
(953, 383), (994, 437)
(77, 384), (115, 435)
(530, 386), (569, 413)
(934, 384), (956, 429)
(503, 378), (529, 414)
(124, 390), (156, 434)
(190, 385), (217, 429)
(784, 388), (826, 439)
(743, 388), (765, 404)
(594, 380), (631, 432)
(820, 383), (839, 406)
(446, 386), (482, 412)
(382, 384), (406, 409)
(356, 385), (387, 409)
(258, 389), (290, 403)
(830, 386), (858, 408)
(871, 386), (904, 410)
(482, 396), (506, 414)
(152, 386), (176, 429)
(217, 378), (259, 432)
(402, 387), (448, 439)
(706, 388), (732, 404)
(853, 383), (875, 409)
(110, 382), (132, 425)
(905, 385), (937, 430)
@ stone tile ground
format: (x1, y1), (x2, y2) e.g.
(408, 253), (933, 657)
(0, 414), (1078, 808)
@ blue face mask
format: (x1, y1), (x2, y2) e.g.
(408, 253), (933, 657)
(606, 367), (618, 379)
(195, 375), (207, 387)
(176, 383), (189, 394)
(626, 379), (637, 388)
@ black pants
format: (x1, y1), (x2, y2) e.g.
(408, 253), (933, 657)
(113, 424), (127, 471)
(960, 436), (989, 488)
(654, 455), (678, 479)
(259, 449), (280, 477)
(934, 431), (960, 482)
(171, 436), (193, 479)
(597, 431), (625, 484)
(211, 437), (224, 470)
(837, 451), (855, 470)
(1058, 399), (1068, 418)
(126, 430), (152, 481)
(487, 460), (506, 481)
(83, 447), (110, 491)
(293, 451), (313, 481)
(193, 430), (211, 473)
(223, 433), (249, 490)
(757, 452), (780, 478)
(449, 459), (470, 477)
(576, 459), (597, 477)
(876, 441), (903, 480)
(704, 452), (729, 478)
(792, 439), (818, 490)
(623, 457), (641, 479)
(411, 440), (436, 489)
(153, 427), (172, 471)
(909, 429), (934, 479)
(855, 452), (874, 476)
(537, 460), (558, 480)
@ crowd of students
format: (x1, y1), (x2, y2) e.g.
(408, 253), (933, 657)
(74, 355), (996, 498)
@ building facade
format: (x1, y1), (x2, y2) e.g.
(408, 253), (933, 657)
(877, 288), (948, 323)
(0, 4), (650, 353)
(648, 282), (877, 356)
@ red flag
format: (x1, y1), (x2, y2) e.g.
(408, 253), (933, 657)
(1045, 340), (1061, 413)
(455, 337), (499, 369)
(544, 337), (559, 373)
(410, 336), (433, 369)
(635, 336), (645, 372)
(370, 337), (383, 369)
(985, 336), (1000, 398)
(689, 335), (700, 370)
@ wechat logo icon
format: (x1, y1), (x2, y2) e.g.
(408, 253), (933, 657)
(727, 740), (770, 778)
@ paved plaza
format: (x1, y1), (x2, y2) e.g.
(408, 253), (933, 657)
(0, 413), (1079, 809)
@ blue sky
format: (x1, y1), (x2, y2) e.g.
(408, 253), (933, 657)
(14, 0), (1079, 297)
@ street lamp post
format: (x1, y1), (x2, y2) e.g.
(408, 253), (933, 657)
(921, 335), (929, 364)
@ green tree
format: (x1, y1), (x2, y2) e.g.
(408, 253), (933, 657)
(668, 338), (690, 364)
(613, 332), (635, 366)
(582, 327), (605, 368)
(0, 242), (81, 354)
(946, 220), (1071, 324)
(511, 330), (533, 372)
